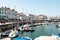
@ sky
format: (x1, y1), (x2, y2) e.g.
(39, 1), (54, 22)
(0, 0), (60, 16)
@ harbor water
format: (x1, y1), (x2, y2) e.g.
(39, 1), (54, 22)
(18, 24), (60, 39)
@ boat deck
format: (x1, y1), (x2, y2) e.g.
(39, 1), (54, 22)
(0, 38), (11, 40)
(34, 36), (60, 40)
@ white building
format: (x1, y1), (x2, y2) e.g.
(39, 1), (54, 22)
(0, 7), (7, 19)
(17, 12), (29, 20)
(17, 13), (38, 21)
(49, 16), (60, 21)
(37, 15), (48, 20)
(0, 7), (18, 19)
(29, 14), (37, 20)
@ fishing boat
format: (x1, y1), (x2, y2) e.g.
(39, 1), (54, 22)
(18, 24), (35, 32)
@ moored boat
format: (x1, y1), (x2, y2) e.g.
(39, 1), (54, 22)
(1, 27), (18, 38)
(18, 24), (35, 32)
(34, 34), (60, 40)
(13, 37), (32, 40)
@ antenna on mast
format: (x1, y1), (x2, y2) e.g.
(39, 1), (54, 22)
(5, 0), (7, 7)
(14, 5), (16, 10)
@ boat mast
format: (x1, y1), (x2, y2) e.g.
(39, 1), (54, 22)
(20, 16), (23, 37)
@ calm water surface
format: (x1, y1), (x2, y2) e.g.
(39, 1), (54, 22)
(18, 24), (60, 39)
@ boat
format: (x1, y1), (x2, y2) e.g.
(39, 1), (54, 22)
(23, 27), (35, 32)
(34, 34), (60, 40)
(56, 25), (60, 28)
(18, 24), (35, 32)
(1, 30), (12, 37)
(14, 24), (33, 40)
(34, 36), (57, 40)
(56, 22), (60, 28)
(13, 37), (32, 40)
(9, 29), (18, 38)
(1, 29), (18, 38)
(0, 37), (11, 40)
(0, 37), (32, 40)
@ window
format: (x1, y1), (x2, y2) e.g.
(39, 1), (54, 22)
(0, 12), (1, 14)
(2, 12), (4, 14)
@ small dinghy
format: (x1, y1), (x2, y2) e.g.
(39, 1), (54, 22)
(13, 37), (32, 40)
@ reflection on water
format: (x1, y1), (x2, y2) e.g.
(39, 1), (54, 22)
(18, 24), (60, 39)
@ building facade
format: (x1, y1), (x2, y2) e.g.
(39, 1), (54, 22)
(49, 16), (60, 21)
(29, 14), (37, 20)
(0, 7), (7, 19)
(37, 15), (48, 20)
(17, 12), (29, 20)
(0, 7), (18, 19)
